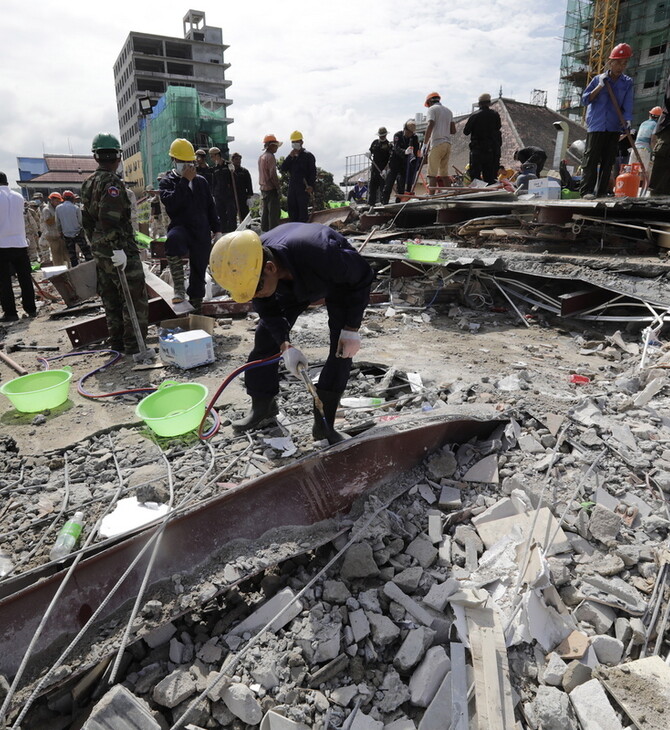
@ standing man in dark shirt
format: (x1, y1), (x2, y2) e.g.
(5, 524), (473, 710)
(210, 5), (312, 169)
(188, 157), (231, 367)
(367, 126), (392, 206)
(463, 93), (502, 184)
(280, 131), (317, 222)
(230, 152), (254, 220)
(209, 147), (236, 233)
(649, 71), (670, 196)
(210, 224), (374, 444)
(195, 149), (214, 188)
(513, 146), (548, 177)
(382, 120), (420, 203)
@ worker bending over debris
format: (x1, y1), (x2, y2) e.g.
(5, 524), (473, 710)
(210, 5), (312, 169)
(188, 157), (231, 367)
(580, 42), (634, 199)
(513, 146), (547, 177)
(81, 133), (148, 353)
(210, 223), (374, 444)
(159, 138), (222, 310)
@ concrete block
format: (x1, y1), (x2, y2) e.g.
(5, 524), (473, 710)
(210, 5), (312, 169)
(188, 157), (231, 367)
(423, 578), (459, 612)
(471, 497), (517, 527)
(409, 645), (450, 707)
(349, 609), (371, 643)
(231, 587), (302, 636)
(418, 482), (437, 504)
(341, 542), (380, 580)
(437, 536), (451, 566)
(323, 580), (351, 603)
(383, 581), (435, 626)
(569, 678), (623, 730)
(427, 511), (443, 544)
(590, 635), (624, 666)
(329, 685), (358, 707)
(438, 485), (462, 510)
(573, 600), (616, 634)
(588, 505), (621, 545)
(531, 685), (578, 730)
(562, 660), (592, 694)
(378, 667), (411, 712)
(462, 454), (498, 483)
(392, 566), (424, 593)
(417, 671), (452, 730)
(393, 626), (436, 673)
(368, 612), (401, 647)
(144, 622), (177, 649)
(542, 652), (567, 686)
(152, 668), (197, 709)
(82, 685), (161, 730)
(425, 450), (457, 480)
(348, 710), (384, 729)
(405, 534), (438, 568)
(196, 637), (222, 664)
(220, 682), (263, 725)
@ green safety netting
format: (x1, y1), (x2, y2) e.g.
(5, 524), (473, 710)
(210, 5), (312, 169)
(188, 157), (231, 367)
(140, 86), (229, 188)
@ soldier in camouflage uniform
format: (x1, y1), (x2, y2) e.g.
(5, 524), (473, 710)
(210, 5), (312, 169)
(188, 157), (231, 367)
(24, 201), (42, 264)
(80, 133), (148, 354)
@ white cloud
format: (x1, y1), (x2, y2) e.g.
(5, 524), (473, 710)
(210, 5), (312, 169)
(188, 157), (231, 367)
(0, 0), (567, 190)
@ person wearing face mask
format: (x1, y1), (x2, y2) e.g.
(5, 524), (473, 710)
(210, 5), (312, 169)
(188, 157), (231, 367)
(159, 138), (222, 310)
(280, 131), (317, 222)
(366, 127), (392, 206)
(80, 133), (148, 353)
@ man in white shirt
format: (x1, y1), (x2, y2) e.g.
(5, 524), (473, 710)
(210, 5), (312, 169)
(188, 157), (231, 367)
(0, 172), (36, 322)
(422, 92), (456, 194)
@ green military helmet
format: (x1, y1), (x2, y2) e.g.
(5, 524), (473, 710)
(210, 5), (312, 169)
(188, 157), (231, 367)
(92, 133), (121, 153)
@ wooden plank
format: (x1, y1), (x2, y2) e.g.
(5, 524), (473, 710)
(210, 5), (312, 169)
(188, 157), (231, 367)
(142, 263), (194, 315)
(450, 642), (469, 730)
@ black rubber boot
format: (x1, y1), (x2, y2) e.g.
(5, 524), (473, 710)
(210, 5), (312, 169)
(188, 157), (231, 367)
(232, 397), (278, 431)
(312, 388), (347, 444)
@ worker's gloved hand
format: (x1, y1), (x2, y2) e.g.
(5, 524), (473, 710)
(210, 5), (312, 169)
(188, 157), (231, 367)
(405, 147), (413, 156)
(596, 72), (609, 87)
(421, 144), (428, 157)
(111, 249), (127, 270)
(282, 345), (308, 378)
(336, 330), (361, 359)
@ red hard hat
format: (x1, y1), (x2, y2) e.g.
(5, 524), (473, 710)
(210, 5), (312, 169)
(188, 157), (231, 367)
(650, 106), (663, 117)
(62, 190), (75, 200)
(609, 43), (633, 60)
(424, 91), (441, 108)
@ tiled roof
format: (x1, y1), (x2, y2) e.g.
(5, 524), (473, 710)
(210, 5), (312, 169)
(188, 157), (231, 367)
(23, 171), (95, 183)
(44, 155), (97, 172)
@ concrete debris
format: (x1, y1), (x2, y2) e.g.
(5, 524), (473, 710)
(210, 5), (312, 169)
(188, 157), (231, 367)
(569, 678), (624, 730)
(83, 685), (161, 729)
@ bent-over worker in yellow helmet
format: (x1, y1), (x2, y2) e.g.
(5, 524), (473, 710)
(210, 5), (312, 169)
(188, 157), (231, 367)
(210, 222), (374, 444)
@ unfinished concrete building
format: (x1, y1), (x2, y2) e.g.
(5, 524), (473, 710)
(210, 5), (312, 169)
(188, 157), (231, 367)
(558, 0), (670, 125)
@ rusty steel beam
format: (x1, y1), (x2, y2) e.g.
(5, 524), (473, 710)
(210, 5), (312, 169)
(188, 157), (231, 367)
(558, 288), (616, 317)
(0, 415), (500, 681)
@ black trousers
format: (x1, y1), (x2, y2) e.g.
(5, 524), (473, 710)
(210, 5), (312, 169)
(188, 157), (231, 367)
(244, 299), (353, 399)
(580, 131), (619, 197)
(287, 187), (309, 222)
(368, 166), (385, 205)
(469, 146), (500, 184)
(165, 226), (211, 301)
(0, 247), (36, 317)
(650, 127), (670, 195)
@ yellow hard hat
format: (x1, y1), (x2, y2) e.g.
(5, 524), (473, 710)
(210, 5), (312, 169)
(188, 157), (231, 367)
(169, 138), (196, 161)
(210, 230), (263, 303)
(290, 130), (303, 142)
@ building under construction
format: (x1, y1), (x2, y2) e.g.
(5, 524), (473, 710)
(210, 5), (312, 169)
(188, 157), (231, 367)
(558, 0), (670, 125)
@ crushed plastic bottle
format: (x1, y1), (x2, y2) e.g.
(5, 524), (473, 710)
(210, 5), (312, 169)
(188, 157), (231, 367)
(50, 511), (84, 561)
(0, 550), (13, 578)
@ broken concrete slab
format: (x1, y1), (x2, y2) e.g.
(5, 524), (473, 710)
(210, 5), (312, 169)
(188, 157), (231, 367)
(423, 578), (459, 612)
(220, 683), (263, 725)
(393, 626), (436, 673)
(231, 587), (303, 636)
(475, 507), (569, 555)
(409, 645), (451, 707)
(588, 505), (621, 545)
(349, 609), (371, 644)
(383, 581), (435, 626)
(259, 709), (310, 730)
(348, 710), (384, 729)
(562, 660), (593, 694)
(341, 542), (381, 580)
(144, 622), (177, 649)
(530, 685), (578, 730)
(461, 454), (499, 483)
(367, 613), (401, 647)
(405, 534), (438, 568)
(417, 671), (452, 730)
(152, 668), (197, 709)
(580, 575), (647, 615)
(542, 652), (567, 687)
(569, 678), (623, 730)
(82, 685), (161, 730)
(573, 600), (617, 634)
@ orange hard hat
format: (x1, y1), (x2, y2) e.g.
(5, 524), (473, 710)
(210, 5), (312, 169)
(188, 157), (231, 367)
(263, 134), (282, 147)
(48, 192), (63, 201)
(609, 43), (633, 60)
(650, 106), (663, 117)
(424, 91), (441, 107)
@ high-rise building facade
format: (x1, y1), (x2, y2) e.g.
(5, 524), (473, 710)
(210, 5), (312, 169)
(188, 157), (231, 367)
(558, 0), (670, 125)
(113, 10), (233, 160)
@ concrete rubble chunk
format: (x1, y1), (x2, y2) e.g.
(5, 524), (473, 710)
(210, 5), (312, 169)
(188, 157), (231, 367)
(573, 600), (616, 634)
(590, 635), (624, 665)
(531, 685), (578, 730)
(423, 578), (459, 612)
(260, 709), (310, 729)
(471, 497), (518, 527)
(632, 377), (664, 407)
(425, 450), (457, 480)
(427, 511), (443, 544)
(417, 670), (452, 730)
(82, 685), (161, 730)
(383, 581), (435, 626)
(580, 575), (647, 614)
(405, 534), (438, 568)
(543, 652), (567, 686)
(570, 678), (623, 730)
(231, 587), (303, 635)
(588, 504), (621, 545)
(144, 622), (177, 648)
(297, 620), (341, 663)
(378, 667), (411, 712)
(562, 660), (593, 694)
(392, 566), (424, 593)
(367, 612), (401, 646)
(438, 485), (462, 510)
(329, 685), (358, 707)
(341, 542), (381, 580)
(384, 721), (416, 729)
(349, 608), (371, 643)
(417, 482), (437, 505)
(347, 710), (384, 729)
(323, 580), (351, 603)
(393, 626), (436, 673)
(152, 668), (197, 709)
(220, 682), (263, 725)
(409, 645), (450, 707)
(518, 433), (545, 453)
(461, 454), (499, 483)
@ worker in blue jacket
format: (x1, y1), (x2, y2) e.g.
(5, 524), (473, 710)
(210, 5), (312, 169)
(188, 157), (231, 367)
(210, 223), (374, 444)
(280, 131), (317, 222)
(580, 43), (635, 198)
(159, 138), (222, 310)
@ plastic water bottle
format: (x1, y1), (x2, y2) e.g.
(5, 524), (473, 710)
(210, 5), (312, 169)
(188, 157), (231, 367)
(340, 397), (384, 408)
(50, 511), (84, 561)
(0, 550), (13, 577)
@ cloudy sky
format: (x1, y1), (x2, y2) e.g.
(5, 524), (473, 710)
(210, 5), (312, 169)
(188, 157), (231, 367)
(1, 0), (567, 191)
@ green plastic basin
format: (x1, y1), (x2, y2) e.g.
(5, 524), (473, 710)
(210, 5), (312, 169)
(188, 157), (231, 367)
(136, 380), (208, 437)
(0, 368), (72, 413)
(406, 243), (442, 262)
